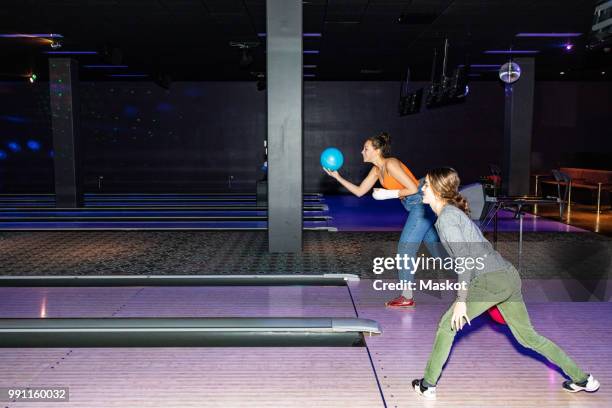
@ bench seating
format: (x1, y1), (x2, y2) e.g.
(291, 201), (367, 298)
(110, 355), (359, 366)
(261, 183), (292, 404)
(541, 167), (612, 212)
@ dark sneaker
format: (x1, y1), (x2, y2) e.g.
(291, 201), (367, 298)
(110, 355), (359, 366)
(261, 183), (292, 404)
(562, 374), (600, 393)
(412, 378), (436, 399)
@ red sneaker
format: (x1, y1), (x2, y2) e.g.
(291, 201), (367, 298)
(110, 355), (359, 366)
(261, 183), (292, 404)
(385, 295), (415, 308)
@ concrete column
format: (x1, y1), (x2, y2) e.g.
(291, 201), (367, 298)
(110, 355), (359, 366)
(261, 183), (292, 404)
(266, 0), (303, 252)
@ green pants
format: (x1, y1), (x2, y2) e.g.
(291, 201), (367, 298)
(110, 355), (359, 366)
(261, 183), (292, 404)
(423, 268), (588, 386)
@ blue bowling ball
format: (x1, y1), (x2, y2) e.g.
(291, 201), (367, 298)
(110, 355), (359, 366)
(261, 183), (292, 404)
(320, 147), (344, 171)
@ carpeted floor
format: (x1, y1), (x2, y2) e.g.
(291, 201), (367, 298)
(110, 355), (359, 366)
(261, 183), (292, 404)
(0, 230), (610, 280)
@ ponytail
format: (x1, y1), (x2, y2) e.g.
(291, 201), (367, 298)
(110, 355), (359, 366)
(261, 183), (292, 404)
(449, 192), (470, 216)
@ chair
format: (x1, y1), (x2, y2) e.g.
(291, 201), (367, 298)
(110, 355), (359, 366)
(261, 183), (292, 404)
(551, 169), (571, 219)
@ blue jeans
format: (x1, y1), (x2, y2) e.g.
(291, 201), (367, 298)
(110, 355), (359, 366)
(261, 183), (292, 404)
(397, 189), (441, 284)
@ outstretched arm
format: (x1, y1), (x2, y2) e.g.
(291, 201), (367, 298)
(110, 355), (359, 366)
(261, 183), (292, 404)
(324, 166), (379, 197)
(386, 159), (419, 197)
(438, 213), (472, 332)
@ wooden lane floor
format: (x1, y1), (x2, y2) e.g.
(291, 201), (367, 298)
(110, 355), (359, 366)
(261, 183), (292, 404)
(1, 348), (383, 407)
(350, 279), (612, 407)
(0, 284), (385, 407)
(0, 193), (327, 209)
(2, 279), (611, 407)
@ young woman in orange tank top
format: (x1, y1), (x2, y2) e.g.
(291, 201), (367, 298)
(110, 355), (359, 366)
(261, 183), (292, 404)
(323, 132), (441, 307)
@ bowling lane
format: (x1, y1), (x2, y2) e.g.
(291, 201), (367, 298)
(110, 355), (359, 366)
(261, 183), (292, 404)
(0, 284), (384, 408)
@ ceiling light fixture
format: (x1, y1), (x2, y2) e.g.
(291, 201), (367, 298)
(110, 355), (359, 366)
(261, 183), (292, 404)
(515, 33), (582, 38)
(0, 33), (63, 38)
(44, 51), (98, 55)
(83, 65), (128, 69)
(257, 33), (322, 37)
(108, 74), (148, 78)
(484, 50), (539, 54)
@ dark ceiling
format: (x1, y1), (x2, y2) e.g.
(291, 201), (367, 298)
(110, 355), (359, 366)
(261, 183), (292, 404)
(0, 0), (610, 82)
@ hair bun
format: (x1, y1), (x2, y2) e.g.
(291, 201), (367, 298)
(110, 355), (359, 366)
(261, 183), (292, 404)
(379, 132), (391, 145)
(367, 132), (392, 157)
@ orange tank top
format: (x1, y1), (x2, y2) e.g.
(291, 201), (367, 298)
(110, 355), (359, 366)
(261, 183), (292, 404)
(382, 161), (418, 190)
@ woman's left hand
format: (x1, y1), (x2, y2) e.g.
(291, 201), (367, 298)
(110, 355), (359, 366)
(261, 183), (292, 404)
(451, 301), (470, 331)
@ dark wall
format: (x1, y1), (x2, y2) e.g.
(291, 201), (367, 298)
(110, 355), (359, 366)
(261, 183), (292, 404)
(532, 82), (612, 172)
(0, 81), (53, 192)
(0, 80), (610, 193)
(305, 81), (504, 193)
(78, 82), (266, 192)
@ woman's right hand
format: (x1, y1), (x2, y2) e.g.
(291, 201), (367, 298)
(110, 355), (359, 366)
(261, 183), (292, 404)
(372, 188), (400, 200)
(323, 168), (340, 180)
(451, 301), (470, 331)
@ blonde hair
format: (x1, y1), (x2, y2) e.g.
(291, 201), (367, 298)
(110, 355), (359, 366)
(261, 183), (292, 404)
(426, 167), (470, 215)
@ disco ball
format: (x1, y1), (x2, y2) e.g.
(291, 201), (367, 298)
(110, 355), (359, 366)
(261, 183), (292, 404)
(499, 62), (521, 84)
